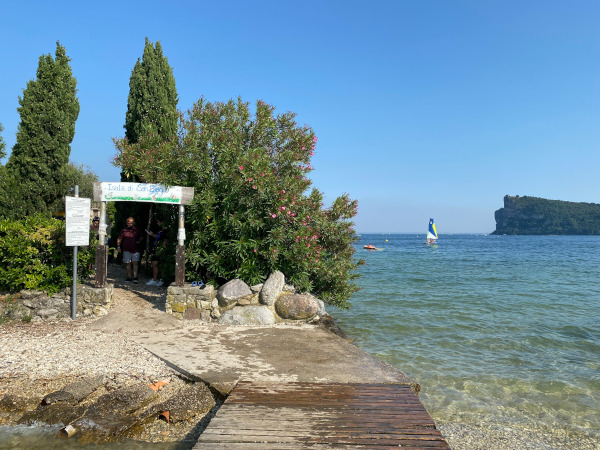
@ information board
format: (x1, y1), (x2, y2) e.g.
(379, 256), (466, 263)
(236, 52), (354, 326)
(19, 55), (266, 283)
(66, 196), (91, 246)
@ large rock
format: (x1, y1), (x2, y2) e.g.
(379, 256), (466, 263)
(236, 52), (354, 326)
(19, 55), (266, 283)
(259, 271), (285, 306)
(18, 403), (85, 426)
(218, 305), (275, 325)
(149, 384), (215, 423)
(275, 294), (320, 320)
(68, 384), (159, 441)
(42, 375), (105, 406)
(217, 279), (252, 308)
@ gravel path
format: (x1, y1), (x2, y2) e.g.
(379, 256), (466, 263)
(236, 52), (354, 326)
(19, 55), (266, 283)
(0, 264), (176, 402)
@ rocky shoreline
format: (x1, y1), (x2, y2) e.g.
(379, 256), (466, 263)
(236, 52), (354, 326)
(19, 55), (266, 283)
(0, 317), (216, 446)
(0, 264), (362, 447)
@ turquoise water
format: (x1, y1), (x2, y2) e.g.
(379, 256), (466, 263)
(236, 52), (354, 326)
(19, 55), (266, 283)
(332, 234), (600, 445)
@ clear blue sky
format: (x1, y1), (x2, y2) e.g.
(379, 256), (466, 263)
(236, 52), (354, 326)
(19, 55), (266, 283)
(1, 1), (598, 233)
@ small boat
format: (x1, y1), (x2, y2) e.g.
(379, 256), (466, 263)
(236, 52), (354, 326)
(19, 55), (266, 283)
(363, 244), (377, 250)
(426, 218), (438, 244)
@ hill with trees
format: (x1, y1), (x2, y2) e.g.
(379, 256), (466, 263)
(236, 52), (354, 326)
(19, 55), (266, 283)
(493, 195), (600, 235)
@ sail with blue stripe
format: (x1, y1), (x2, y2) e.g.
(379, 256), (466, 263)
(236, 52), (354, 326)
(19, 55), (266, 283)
(427, 218), (438, 240)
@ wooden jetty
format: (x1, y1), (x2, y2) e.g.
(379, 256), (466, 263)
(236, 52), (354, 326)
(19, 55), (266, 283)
(195, 381), (449, 449)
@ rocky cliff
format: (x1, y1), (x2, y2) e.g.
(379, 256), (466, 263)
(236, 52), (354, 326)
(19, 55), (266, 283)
(493, 195), (600, 235)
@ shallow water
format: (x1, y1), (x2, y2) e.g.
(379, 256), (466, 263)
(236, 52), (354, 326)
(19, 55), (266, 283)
(333, 234), (600, 446)
(0, 424), (183, 449)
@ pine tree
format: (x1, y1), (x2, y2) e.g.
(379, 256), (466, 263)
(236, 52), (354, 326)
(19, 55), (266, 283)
(6, 42), (79, 217)
(124, 37), (178, 144)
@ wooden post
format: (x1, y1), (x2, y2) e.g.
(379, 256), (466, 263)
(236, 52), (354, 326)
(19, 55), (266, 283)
(175, 245), (185, 287)
(94, 245), (107, 288)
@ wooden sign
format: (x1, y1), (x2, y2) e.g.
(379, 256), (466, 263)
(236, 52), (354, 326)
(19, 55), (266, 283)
(93, 182), (194, 205)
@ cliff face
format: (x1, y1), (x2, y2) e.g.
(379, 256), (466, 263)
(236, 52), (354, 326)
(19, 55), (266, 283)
(493, 195), (600, 235)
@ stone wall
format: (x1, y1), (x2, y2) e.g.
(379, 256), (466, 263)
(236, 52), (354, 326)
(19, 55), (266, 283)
(165, 284), (218, 321)
(165, 271), (327, 325)
(0, 284), (114, 322)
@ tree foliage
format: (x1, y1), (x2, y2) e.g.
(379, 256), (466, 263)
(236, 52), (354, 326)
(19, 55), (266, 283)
(114, 98), (362, 307)
(124, 37), (178, 145)
(5, 42), (79, 217)
(116, 38), (179, 249)
(0, 122), (5, 160)
(0, 214), (96, 294)
(493, 195), (600, 235)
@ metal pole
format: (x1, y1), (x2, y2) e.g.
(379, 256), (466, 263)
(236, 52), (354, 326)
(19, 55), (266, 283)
(178, 205), (185, 246)
(175, 205), (186, 286)
(98, 201), (107, 245)
(71, 185), (79, 320)
(95, 200), (108, 288)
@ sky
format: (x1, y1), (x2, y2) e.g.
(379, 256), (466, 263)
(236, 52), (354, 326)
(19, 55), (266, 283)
(1, 1), (598, 233)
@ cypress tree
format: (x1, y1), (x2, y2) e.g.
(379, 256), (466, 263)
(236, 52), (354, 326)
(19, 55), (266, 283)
(0, 123), (5, 160)
(6, 42), (79, 217)
(124, 37), (178, 144)
(116, 38), (178, 259)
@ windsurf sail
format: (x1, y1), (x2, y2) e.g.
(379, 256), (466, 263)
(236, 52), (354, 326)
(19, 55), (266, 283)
(427, 218), (438, 240)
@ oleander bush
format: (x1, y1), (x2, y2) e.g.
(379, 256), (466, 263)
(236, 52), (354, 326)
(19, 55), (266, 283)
(0, 214), (96, 294)
(114, 97), (363, 307)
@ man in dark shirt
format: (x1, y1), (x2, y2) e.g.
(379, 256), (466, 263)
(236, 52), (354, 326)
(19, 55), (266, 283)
(116, 217), (143, 283)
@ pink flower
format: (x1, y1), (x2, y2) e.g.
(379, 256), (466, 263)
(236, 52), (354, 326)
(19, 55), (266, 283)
(313, 137), (318, 142)
(239, 166), (243, 170)
(254, 249), (257, 252)
(282, 206), (286, 210)
(302, 147), (305, 150)
(302, 222), (306, 226)
(252, 185), (257, 189)
(272, 214), (277, 218)
(311, 152), (314, 156)
(248, 177), (253, 182)
(282, 190), (286, 194)
(261, 172), (265, 176)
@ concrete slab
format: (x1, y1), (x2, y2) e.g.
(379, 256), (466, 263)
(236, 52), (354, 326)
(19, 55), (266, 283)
(94, 265), (419, 396)
(130, 324), (419, 395)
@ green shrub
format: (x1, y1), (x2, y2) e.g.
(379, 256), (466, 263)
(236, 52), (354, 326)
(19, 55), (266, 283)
(0, 214), (96, 294)
(114, 98), (363, 307)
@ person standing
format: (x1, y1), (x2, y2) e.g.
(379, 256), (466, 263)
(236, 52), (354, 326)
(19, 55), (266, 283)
(116, 217), (143, 283)
(146, 217), (168, 287)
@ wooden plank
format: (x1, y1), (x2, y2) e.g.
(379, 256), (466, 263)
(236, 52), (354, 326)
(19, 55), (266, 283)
(195, 382), (449, 449)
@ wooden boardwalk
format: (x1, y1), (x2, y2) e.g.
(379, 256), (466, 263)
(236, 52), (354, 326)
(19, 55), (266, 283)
(195, 381), (450, 449)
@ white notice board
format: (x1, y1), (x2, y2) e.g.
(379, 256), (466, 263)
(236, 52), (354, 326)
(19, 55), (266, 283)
(66, 196), (91, 246)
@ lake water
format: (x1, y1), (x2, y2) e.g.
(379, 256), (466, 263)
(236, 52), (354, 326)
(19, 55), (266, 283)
(332, 234), (600, 447)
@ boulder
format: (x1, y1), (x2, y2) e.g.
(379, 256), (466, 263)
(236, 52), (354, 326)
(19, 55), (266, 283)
(149, 384), (215, 423)
(68, 384), (159, 441)
(275, 294), (320, 320)
(217, 279), (252, 308)
(18, 403), (85, 426)
(259, 271), (285, 306)
(0, 394), (29, 413)
(219, 305), (275, 325)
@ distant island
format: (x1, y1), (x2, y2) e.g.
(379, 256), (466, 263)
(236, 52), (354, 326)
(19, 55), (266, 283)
(492, 195), (600, 235)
